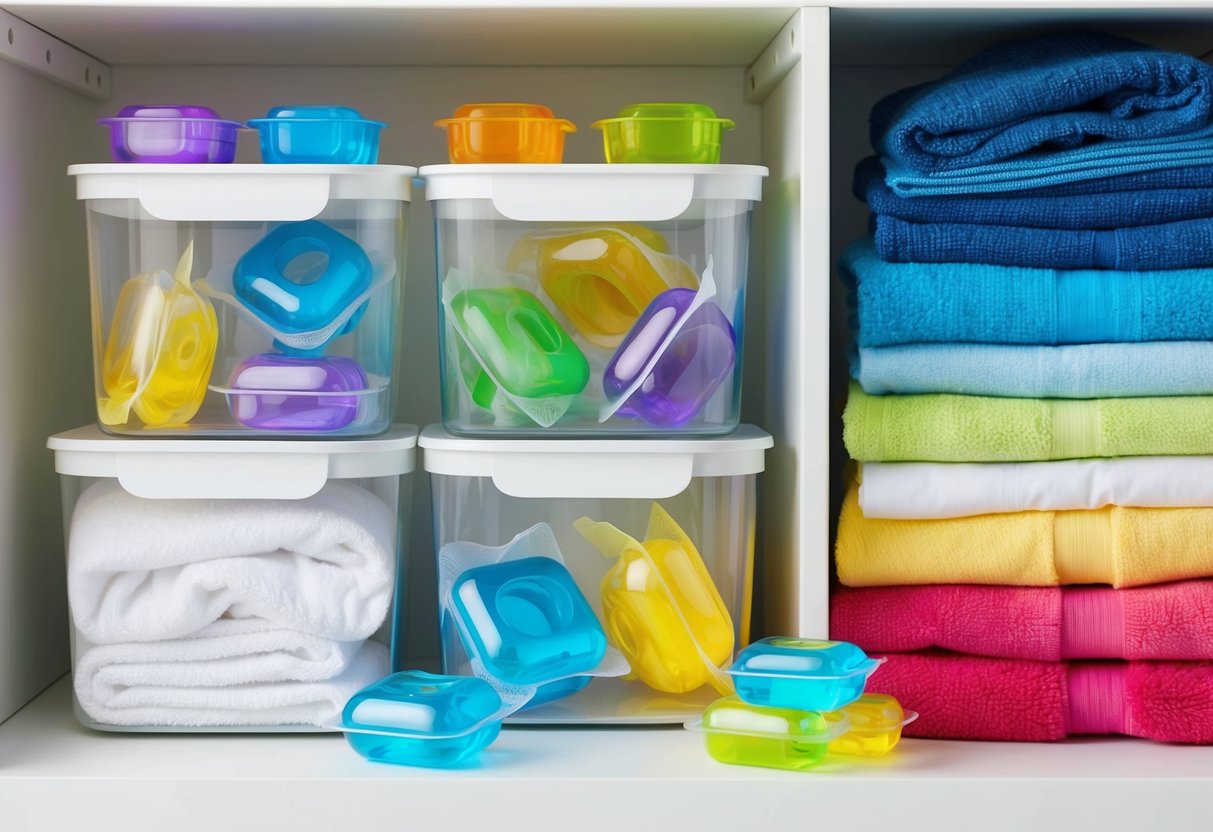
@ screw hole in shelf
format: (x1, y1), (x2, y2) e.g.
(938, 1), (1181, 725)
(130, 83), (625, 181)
(97, 73), (103, 88)
(84, 67), (90, 83)
(750, 74), (755, 91)
(790, 29), (795, 46)
(45, 49), (51, 64)
(7, 28), (13, 46)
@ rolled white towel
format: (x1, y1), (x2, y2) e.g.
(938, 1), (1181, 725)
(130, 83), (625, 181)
(74, 635), (389, 728)
(68, 479), (396, 644)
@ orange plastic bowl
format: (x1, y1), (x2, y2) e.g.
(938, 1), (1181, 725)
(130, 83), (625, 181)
(435, 103), (576, 163)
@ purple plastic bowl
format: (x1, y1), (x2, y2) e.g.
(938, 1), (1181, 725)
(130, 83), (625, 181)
(225, 353), (369, 432)
(99, 105), (241, 163)
(603, 288), (736, 428)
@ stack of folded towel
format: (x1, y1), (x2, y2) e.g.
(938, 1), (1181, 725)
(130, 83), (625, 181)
(67, 480), (396, 727)
(835, 31), (1213, 744)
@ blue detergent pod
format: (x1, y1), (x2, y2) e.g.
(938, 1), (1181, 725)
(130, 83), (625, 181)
(249, 105), (385, 164)
(342, 671), (504, 768)
(233, 220), (373, 354)
(451, 556), (608, 690)
(727, 637), (882, 712)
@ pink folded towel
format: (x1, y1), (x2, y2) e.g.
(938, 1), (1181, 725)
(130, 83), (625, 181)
(831, 582), (1213, 661)
(878, 652), (1213, 743)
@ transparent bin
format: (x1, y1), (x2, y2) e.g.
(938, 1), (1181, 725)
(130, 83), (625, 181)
(419, 164), (766, 436)
(47, 424), (417, 732)
(70, 164), (414, 436)
(420, 423), (772, 723)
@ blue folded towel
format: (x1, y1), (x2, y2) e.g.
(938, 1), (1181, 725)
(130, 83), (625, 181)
(842, 237), (1213, 347)
(855, 156), (1213, 229)
(853, 341), (1213, 398)
(873, 213), (1213, 270)
(873, 31), (1213, 174)
(880, 124), (1213, 196)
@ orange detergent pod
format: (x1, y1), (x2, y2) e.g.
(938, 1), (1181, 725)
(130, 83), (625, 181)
(508, 225), (699, 349)
(434, 103), (576, 164)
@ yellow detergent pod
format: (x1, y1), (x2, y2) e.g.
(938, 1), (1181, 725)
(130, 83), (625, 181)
(574, 503), (734, 695)
(508, 226), (699, 349)
(825, 693), (918, 757)
(99, 242), (218, 428)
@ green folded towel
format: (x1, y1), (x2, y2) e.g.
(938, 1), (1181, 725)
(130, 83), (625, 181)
(844, 381), (1213, 462)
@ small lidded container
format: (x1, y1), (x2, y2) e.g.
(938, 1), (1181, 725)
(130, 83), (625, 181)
(727, 637), (882, 712)
(341, 671), (505, 768)
(434, 103), (576, 163)
(825, 693), (918, 758)
(687, 695), (849, 772)
(248, 106), (386, 164)
(98, 105), (241, 164)
(593, 103), (735, 164)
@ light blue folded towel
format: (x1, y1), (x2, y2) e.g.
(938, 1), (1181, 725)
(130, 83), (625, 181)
(841, 237), (1213, 347)
(853, 342), (1213, 398)
(882, 123), (1213, 196)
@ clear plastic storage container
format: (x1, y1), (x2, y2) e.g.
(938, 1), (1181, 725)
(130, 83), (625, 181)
(419, 164), (766, 435)
(48, 425), (417, 732)
(70, 164), (413, 436)
(420, 424), (772, 723)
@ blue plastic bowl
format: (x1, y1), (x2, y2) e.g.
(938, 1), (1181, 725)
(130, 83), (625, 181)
(249, 105), (385, 164)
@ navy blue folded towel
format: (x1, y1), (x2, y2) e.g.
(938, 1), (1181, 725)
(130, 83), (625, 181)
(872, 31), (1213, 173)
(854, 156), (1213, 230)
(872, 213), (1213, 270)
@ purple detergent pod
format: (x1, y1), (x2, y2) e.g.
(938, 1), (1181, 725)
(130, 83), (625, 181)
(603, 288), (736, 428)
(98, 105), (242, 164)
(224, 353), (369, 432)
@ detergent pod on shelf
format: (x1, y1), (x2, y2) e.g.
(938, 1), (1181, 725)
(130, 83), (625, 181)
(216, 353), (381, 432)
(99, 241), (218, 428)
(200, 220), (391, 356)
(728, 637), (883, 712)
(98, 104), (242, 164)
(574, 503), (734, 695)
(593, 103), (736, 164)
(686, 695), (850, 773)
(339, 671), (513, 768)
(434, 103), (576, 164)
(439, 522), (629, 709)
(442, 269), (590, 428)
(506, 225), (700, 350)
(248, 106), (385, 164)
(824, 693), (918, 758)
(600, 259), (736, 427)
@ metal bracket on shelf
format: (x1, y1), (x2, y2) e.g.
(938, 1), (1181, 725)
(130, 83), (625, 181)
(0, 8), (110, 99)
(746, 9), (805, 103)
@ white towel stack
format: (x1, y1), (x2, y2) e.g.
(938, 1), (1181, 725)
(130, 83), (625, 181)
(68, 480), (396, 727)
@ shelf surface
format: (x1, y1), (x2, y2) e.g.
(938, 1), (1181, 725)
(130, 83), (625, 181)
(2, 678), (1212, 831)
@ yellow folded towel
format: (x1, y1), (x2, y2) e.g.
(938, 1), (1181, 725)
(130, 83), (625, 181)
(836, 479), (1213, 588)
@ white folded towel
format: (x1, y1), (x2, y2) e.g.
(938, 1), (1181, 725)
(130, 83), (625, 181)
(74, 636), (389, 727)
(69, 480), (396, 644)
(860, 457), (1213, 519)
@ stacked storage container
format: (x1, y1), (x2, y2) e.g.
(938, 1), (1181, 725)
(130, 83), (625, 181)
(417, 104), (775, 723)
(49, 107), (418, 730)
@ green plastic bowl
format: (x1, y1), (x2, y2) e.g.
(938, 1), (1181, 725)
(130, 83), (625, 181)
(593, 103), (736, 164)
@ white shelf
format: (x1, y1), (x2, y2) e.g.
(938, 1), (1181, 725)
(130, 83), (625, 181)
(3, 2), (798, 67)
(2, 678), (1212, 831)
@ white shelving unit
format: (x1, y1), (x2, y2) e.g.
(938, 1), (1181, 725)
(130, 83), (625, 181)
(2, 2), (1212, 827)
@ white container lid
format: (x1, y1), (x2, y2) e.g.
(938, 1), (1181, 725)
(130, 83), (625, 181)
(420, 424), (772, 499)
(68, 164), (415, 222)
(48, 424), (417, 500)
(418, 164), (767, 222)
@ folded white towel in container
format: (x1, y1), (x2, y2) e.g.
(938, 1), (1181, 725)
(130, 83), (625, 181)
(68, 479), (396, 644)
(860, 457), (1213, 519)
(74, 636), (389, 727)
